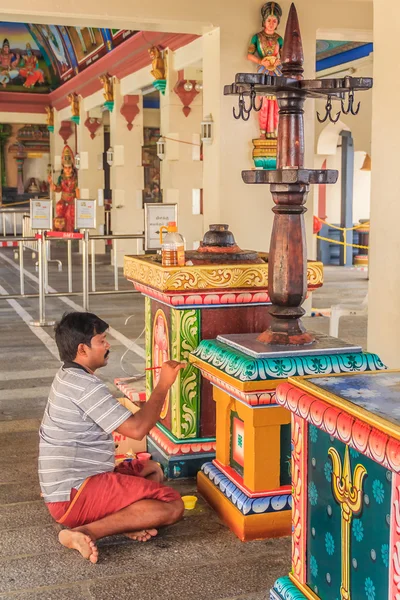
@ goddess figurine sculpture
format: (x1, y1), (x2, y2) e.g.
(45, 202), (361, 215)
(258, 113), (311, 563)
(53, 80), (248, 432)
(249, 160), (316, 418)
(48, 145), (79, 232)
(247, 2), (283, 139)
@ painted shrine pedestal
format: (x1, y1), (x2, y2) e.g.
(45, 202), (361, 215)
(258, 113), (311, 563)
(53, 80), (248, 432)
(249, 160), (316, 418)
(124, 254), (323, 478)
(270, 370), (400, 600)
(190, 336), (385, 541)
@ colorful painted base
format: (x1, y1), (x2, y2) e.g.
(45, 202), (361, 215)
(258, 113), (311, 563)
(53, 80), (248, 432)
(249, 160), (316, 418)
(71, 115), (80, 125)
(190, 335), (386, 541)
(270, 577), (307, 599)
(198, 462), (291, 541)
(148, 437), (215, 479)
(147, 424), (215, 479)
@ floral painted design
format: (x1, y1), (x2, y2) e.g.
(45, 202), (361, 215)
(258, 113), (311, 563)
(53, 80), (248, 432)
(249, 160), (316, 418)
(345, 387), (379, 399)
(309, 425), (318, 443)
(310, 555), (318, 578)
(372, 479), (385, 504)
(324, 461), (333, 482)
(381, 543), (389, 568)
(325, 532), (335, 556)
(365, 577), (376, 600)
(308, 481), (318, 506)
(350, 447), (360, 459)
(352, 519), (364, 542)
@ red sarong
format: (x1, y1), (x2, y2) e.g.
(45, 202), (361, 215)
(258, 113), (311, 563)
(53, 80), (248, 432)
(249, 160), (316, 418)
(46, 460), (181, 529)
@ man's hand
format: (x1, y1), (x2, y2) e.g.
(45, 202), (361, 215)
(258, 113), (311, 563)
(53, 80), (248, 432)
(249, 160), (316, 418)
(156, 360), (186, 392)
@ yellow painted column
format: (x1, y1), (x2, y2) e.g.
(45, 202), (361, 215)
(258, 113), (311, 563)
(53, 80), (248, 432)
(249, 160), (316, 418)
(237, 403), (290, 492)
(213, 387), (233, 465)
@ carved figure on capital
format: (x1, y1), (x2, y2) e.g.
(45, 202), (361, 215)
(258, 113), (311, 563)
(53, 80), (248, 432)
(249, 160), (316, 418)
(45, 106), (54, 132)
(247, 2), (283, 140)
(48, 145), (79, 233)
(149, 46), (166, 95)
(67, 92), (80, 124)
(99, 73), (114, 110)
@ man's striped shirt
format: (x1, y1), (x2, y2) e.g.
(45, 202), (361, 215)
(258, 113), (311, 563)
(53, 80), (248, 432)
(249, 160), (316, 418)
(38, 362), (131, 502)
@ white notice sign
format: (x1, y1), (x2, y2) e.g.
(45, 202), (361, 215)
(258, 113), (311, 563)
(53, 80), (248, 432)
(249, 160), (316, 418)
(75, 199), (96, 230)
(30, 199), (52, 230)
(145, 203), (178, 250)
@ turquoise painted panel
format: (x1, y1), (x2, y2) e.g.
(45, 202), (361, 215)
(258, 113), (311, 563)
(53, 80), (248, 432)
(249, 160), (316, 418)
(191, 339), (386, 383)
(307, 427), (390, 599)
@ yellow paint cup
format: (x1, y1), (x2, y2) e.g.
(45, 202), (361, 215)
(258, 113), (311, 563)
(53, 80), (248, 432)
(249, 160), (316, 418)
(182, 495), (198, 510)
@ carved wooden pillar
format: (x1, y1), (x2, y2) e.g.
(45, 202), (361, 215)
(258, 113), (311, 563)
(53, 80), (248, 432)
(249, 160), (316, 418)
(259, 5), (311, 345)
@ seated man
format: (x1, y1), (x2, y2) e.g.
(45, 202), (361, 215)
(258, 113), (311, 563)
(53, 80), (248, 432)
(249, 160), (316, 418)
(39, 311), (185, 563)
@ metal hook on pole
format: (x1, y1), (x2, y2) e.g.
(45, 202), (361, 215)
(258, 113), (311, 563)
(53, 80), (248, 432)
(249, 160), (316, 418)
(233, 92), (251, 120)
(250, 86), (263, 112)
(341, 90), (360, 116)
(317, 96), (341, 124)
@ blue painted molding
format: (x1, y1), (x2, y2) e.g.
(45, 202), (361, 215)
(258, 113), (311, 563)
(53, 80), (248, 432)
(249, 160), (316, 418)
(316, 43), (373, 72)
(201, 462), (292, 516)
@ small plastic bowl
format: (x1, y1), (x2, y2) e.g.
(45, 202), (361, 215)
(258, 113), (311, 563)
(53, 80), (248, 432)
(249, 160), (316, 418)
(182, 495), (198, 510)
(136, 452), (152, 461)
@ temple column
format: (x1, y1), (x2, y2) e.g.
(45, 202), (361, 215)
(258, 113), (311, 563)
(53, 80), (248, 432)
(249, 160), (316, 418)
(110, 79), (144, 266)
(159, 49), (203, 249)
(367, 0), (400, 367)
(76, 106), (105, 253)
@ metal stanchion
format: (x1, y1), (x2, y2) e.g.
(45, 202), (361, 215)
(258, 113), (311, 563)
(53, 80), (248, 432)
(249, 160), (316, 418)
(91, 239), (96, 292)
(30, 231), (55, 327)
(82, 229), (89, 310)
(67, 239), (72, 293)
(44, 237), (49, 294)
(18, 241), (24, 296)
(113, 238), (118, 291)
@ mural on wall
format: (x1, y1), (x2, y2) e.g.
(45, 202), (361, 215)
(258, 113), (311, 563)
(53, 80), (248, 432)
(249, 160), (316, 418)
(0, 23), (51, 91)
(0, 22), (138, 92)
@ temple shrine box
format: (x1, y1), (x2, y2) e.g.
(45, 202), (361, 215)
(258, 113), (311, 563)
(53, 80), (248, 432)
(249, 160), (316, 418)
(270, 370), (400, 600)
(123, 249), (323, 479)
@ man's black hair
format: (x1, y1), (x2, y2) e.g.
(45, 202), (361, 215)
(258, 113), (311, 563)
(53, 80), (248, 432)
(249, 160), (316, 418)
(54, 312), (109, 362)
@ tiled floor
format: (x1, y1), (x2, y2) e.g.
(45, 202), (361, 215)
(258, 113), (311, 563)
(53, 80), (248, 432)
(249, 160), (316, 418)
(0, 247), (368, 599)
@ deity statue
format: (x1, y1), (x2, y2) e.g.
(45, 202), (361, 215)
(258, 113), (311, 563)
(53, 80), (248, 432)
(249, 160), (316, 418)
(0, 38), (20, 88)
(26, 177), (40, 194)
(48, 145), (80, 232)
(247, 2), (283, 139)
(67, 93), (80, 119)
(45, 106), (54, 129)
(149, 46), (165, 80)
(19, 44), (44, 88)
(99, 73), (113, 103)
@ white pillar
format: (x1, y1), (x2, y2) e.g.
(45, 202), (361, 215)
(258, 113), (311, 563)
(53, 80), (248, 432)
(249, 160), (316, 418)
(367, 0), (399, 366)
(76, 106), (105, 253)
(160, 49), (203, 249)
(110, 79), (144, 266)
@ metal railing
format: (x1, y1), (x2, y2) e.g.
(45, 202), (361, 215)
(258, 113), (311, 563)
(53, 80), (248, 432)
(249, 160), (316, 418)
(0, 231), (145, 325)
(0, 206), (29, 236)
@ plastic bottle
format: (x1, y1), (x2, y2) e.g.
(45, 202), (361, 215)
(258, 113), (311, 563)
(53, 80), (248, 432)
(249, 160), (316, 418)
(159, 221), (185, 267)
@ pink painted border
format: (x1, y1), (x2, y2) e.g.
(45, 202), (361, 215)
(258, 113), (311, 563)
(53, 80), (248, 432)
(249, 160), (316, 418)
(133, 281), (271, 307)
(149, 426), (216, 456)
(276, 382), (400, 473)
(213, 458), (291, 499)
(1, 32), (198, 114)
(195, 367), (277, 406)
(390, 472), (400, 598)
(291, 413), (308, 585)
(0, 91), (49, 114)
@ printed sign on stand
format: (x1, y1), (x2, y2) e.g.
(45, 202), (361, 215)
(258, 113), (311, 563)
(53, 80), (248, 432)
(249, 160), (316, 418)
(75, 199), (96, 230)
(30, 199), (52, 230)
(144, 203), (178, 250)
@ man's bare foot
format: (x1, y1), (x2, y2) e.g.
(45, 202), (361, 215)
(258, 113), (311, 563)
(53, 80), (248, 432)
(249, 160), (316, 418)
(124, 528), (158, 542)
(58, 529), (99, 563)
